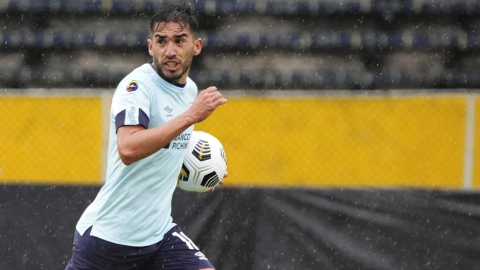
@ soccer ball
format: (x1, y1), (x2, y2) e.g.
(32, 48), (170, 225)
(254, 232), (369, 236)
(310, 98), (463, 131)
(177, 131), (227, 193)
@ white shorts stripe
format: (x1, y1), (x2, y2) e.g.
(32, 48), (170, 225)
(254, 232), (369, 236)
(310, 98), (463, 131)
(179, 231), (200, 250)
(172, 232), (194, 250)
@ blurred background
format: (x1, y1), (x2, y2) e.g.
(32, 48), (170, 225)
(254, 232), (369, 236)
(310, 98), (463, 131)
(2, 0), (480, 89)
(2, 0), (480, 270)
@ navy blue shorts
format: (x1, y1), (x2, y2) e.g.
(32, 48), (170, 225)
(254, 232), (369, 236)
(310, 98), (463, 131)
(65, 226), (214, 270)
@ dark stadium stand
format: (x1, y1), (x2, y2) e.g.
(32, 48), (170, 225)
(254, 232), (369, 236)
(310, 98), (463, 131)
(1, 0), (480, 89)
(3, 0), (480, 15)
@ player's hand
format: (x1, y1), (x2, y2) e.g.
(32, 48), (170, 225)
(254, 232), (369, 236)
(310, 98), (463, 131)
(210, 171), (227, 192)
(190, 87), (227, 123)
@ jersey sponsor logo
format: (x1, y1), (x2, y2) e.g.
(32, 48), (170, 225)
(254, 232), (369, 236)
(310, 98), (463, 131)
(164, 133), (191, 150)
(126, 80), (138, 92)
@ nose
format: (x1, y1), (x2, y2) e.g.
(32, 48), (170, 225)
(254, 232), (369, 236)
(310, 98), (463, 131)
(165, 41), (176, 58)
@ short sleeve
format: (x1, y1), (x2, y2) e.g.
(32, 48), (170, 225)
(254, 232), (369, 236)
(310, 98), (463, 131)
(111, 79), (151, 132)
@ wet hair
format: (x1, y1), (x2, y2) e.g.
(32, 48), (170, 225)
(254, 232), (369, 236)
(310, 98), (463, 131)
(149, 3), (199, 37)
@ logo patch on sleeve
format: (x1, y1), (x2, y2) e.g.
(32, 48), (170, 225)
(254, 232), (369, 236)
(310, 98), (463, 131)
(126, 80), (139, 92)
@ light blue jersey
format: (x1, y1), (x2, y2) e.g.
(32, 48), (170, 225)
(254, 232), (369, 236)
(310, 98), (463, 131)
(76, 63), (197, 247)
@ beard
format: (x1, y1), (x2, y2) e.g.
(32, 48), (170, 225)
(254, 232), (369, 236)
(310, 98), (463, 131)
(152, 54), (191, 83)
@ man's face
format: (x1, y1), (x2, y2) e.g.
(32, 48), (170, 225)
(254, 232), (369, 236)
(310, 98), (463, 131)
(148, 21), (202, 84)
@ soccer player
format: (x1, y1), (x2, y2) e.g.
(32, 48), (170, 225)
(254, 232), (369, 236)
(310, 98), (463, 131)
(65, 4), (226, 270)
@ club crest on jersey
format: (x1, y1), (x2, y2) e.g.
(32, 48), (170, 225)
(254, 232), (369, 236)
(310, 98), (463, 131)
(126, 80), (138, 92)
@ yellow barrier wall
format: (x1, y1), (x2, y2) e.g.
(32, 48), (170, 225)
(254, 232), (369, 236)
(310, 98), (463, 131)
(0, 95), (103, 185)
(473, 97), (480, 187)
(0, 92), (476, 189)
(196, 94), (469, 189)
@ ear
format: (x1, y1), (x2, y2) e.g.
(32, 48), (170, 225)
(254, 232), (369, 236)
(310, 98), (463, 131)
(193, 38), (203, 56)
(148, 39), (154, 57)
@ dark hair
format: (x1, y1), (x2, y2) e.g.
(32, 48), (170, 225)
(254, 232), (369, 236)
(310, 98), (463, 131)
(149, 3), (199, 36)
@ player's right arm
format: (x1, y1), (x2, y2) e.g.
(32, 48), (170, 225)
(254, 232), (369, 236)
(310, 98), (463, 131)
(117, 87), (226, 165)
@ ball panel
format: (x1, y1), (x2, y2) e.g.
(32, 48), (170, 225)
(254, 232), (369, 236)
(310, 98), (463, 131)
(201, 171), (220, 188)
(220, 148), (227, 164)
(192, 139), (212, 161)
(178, 164), (190, 182)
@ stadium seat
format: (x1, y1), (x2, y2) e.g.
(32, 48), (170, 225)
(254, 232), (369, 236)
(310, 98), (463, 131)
(375, 51), (445, 88)
(39, 50), (149, 87)
(0, 53), (26, 86)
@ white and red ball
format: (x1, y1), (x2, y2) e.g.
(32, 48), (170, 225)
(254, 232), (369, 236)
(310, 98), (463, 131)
(177, 131), (227, 193)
